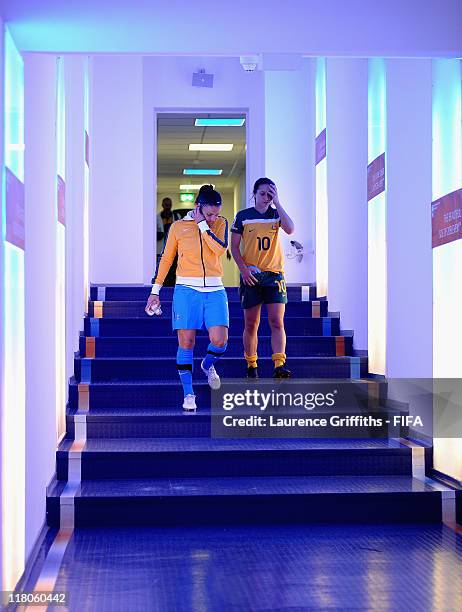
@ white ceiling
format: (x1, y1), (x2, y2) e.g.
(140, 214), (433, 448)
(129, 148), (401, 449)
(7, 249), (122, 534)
(157, 113), (246, 194)
(2, 0), (461, 57)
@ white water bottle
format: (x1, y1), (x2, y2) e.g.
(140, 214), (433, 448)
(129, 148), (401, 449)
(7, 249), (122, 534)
(146, 304), (162, 316)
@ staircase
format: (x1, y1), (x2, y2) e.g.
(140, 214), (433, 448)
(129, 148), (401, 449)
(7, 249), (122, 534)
(46, 284), (444, 527)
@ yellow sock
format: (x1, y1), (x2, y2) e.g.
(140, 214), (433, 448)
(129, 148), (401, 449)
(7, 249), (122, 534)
(245, 353), (258, 368)
(272, 352), (286, 368)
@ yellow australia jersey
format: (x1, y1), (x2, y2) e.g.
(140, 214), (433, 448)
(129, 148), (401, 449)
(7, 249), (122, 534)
(231, 206), (283, 273)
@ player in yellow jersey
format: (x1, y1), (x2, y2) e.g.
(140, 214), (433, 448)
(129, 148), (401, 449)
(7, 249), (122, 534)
(231, 178), (295, 378)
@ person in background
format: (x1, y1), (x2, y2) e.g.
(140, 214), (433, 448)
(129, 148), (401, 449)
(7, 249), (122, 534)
(146, 185), (229, 412)
(230, 178), (294, 379)
(159, 196), (174, 238)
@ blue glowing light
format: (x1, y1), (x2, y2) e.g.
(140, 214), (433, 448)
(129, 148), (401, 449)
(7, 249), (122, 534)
(194, 118), (245, 127)
(183, 169), (223, 175)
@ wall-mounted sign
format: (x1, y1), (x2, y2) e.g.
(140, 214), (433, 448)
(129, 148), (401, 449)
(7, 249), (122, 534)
(367, 153), (385, 201)
(180, 193), (195, 203)
(315, 128), (326, 165)
(6, 167), (25, 250)
(58, 175), (66, 225)
(431, 187), (462, 248)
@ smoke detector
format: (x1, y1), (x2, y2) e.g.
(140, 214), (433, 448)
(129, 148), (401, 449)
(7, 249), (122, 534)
(239, 55), (260, 72)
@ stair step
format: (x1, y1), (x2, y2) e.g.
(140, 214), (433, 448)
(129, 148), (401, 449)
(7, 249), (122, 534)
(83, 316), (341, 337)
(56, 437), (416, 480)
(88, 300), (329, 318)
(66, 403), (409, 439)
(68, 376), (381, 410)
(90, 284), (319, 302)
(79, 334), (354, 358)
(46, 475), (443, 527)
(73, 355), (369, 382)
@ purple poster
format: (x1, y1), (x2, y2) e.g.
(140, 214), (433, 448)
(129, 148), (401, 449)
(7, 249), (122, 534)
(367, 153), (385, 201)
(315, 128), (326, 165)
(432, 188), (462, 248)
(58, 175), (66, 225)
(6, 167), (25, 250)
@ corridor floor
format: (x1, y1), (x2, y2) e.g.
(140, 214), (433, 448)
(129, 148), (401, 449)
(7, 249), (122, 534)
(24, 523), (462, 611)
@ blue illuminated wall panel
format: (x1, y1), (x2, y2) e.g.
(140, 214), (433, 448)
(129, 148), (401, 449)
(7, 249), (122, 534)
(315, 58), (328, 297)
(367, 58), (387, 375)
(2, 26), (25, 591)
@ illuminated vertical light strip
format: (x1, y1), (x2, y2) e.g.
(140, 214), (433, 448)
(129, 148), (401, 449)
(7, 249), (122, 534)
(83, 57), (90, 311)
(432, 59), (462, 482)
(2, 26), (25, 591)
(55, 57), (66, 439)
(315, 57), (328, 297)
(367, 58), (387, 375)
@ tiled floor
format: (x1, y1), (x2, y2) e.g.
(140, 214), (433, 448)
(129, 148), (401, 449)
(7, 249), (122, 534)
(33, 524), (462, 611)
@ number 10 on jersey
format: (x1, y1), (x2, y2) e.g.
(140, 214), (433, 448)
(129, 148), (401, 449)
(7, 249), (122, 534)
(257, 236), (271, 251)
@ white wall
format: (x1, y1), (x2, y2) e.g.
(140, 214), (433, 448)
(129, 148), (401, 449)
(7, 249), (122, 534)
(386, 59), (433, 377)
(326, 59), (368, 349)
(24, 53), (58, 561)
(432, 59), (462, 378)
(90, 55), (144, 283)
(0, 14), (5, 591)
(65, 55), (88, 380)
(92, 55), (318, 284)
(142, 56), (265, 283)
(432, 59), (462, 482)
(264, 60), (315, 283)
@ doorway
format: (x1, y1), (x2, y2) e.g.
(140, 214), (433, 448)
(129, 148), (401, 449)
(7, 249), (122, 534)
(156, 112), (247, 286)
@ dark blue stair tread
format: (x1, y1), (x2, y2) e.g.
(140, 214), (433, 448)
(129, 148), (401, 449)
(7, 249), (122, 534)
(78, 335), (356, 359)
(49, 476), (443, 498)
(88, 303), (329, 319)
(76, 356), (365, 363)
(84, 312), (340, 327)
(70, 379), (208, 386)
(67, 404), (403, 418)
(83, 317), (341, 338)
(89, 302), (327, 309)
(89, 300), (326, 309)
(58, 437), (410, 453)
(69, 376), (374, 388)
(81, 333), (354, 339)
(85, 315), (340, 320)
(90, 284), (316, 295)
(68, 407), (213, 417)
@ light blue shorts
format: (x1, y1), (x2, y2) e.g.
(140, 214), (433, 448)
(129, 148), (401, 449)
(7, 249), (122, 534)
(172, 285), (229, 330)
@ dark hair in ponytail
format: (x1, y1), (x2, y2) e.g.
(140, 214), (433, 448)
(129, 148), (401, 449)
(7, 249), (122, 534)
(196, 184), (222, 207)
(252, 177), (275, 195)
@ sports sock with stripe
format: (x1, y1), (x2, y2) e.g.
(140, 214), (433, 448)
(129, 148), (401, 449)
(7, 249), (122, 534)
(177, 346), (194, 397)
(202, 342), (227, 370)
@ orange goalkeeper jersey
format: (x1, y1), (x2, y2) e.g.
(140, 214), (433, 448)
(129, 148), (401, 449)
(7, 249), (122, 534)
(154, 213), (229, 289)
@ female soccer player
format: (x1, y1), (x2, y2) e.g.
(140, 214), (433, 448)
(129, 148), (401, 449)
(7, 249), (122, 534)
(230, 178), (294, 379)
(146, 185), (229, 411)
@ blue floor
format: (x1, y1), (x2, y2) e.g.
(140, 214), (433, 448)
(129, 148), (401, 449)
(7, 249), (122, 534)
(40, 524), (462, 611)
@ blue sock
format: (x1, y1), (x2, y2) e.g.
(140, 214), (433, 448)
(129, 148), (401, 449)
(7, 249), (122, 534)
(202, 342), (227, 371)
(177, 347), (194, 397)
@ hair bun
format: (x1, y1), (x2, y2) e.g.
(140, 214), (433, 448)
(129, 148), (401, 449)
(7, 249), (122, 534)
(196, 184), (222, 206)
(198, 184), (214, 194)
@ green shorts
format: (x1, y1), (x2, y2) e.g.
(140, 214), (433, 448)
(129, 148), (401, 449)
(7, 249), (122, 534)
(239, 271), (288, 309)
